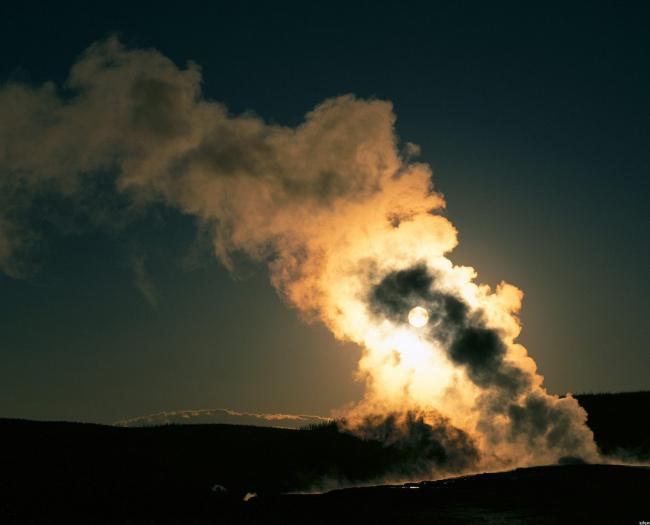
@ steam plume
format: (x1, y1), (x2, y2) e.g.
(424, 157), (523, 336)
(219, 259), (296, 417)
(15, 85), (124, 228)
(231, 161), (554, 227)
(0, 38), (599, 473)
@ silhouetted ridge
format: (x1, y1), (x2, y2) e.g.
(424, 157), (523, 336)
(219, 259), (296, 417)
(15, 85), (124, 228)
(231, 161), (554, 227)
(0, 391), (648, 522)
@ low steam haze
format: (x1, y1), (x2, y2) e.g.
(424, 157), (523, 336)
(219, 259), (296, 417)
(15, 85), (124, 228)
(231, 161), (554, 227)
(0, 1), (647, 469)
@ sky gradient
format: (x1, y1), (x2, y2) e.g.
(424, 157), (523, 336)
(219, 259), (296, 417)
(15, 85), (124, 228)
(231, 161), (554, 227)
(0, 1), (648, 423)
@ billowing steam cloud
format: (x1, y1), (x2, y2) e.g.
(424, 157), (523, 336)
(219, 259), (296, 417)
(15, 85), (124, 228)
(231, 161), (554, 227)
(0, 38), (600, 474)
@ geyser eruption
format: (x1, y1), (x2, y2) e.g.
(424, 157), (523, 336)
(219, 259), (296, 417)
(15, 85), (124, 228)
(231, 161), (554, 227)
(342, 264), (599, 474)
(0, 38), (599, 475)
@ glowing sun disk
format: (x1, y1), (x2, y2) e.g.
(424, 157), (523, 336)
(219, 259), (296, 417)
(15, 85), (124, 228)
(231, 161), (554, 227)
(408, 306), (429, 327)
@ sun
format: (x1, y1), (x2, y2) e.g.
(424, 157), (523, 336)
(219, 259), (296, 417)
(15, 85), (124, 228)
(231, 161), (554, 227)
(408, 306), (429, 328)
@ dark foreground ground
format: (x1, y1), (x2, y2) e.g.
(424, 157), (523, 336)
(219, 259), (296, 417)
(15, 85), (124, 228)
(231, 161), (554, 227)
(0, 391), (648, 523)
(248, 464), (649, 525)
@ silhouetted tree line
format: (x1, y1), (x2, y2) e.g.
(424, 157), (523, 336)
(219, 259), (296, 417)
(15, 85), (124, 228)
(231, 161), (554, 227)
(574, 391), (650, 459)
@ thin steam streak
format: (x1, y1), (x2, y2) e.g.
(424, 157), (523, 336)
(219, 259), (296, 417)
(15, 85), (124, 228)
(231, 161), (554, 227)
(130, 251), (158, 307)
(0, 38), (601, 475)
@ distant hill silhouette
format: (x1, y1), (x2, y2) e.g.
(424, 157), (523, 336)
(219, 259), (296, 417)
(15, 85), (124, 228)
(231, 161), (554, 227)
(0, 391), (647, 523)
(114, 407), (330, 429)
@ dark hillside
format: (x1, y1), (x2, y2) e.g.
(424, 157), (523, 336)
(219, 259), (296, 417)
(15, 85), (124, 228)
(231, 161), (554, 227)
(0, 391), (647, 523)
(0, 419), (390, 499)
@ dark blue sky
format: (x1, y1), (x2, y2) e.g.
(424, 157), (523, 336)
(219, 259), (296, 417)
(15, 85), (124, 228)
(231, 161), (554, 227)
(1, 1), (648, 423)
